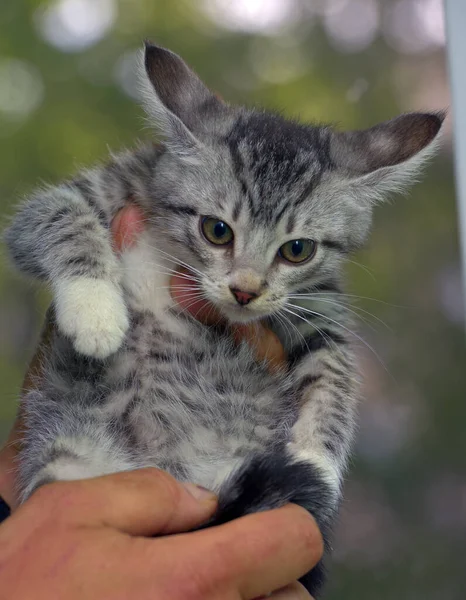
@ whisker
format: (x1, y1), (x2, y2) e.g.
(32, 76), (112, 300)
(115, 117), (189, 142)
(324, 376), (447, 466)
(155, 247), (205, 278)
(274, 311), (293, 349)
(168, 291), (205, 302)
(290, 297), (390, 332)
(289, 292), (407, 309)
(167, 293), (209, 320)
(277, 309), (309, 353)
(153, 284), (202, 292)
(136, 239), (205, 279)
(285, 302), (393, 378)
(199, 299), (222, 328)
(345, 259), (377, 281)
(281, 306), (339, 354)
(118, 260), (199, 282)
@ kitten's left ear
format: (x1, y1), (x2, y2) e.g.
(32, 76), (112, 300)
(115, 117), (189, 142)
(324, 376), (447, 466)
(142, 42), (225, 156)
(329, 112), (445, 202)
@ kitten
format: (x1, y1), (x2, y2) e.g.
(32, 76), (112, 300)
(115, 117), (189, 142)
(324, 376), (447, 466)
(4, 43), (443, 595)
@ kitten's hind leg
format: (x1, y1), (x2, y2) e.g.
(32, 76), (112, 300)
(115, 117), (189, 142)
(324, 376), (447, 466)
(203, 450), (336, 597)
(21, 435), (138, 502)
(19, 390), (138, 503)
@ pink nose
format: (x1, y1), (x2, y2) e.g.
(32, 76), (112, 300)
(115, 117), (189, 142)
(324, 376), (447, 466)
(229, 287), (258, 306)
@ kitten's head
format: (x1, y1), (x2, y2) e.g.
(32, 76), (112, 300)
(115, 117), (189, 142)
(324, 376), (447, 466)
(141, 42), (444, 324)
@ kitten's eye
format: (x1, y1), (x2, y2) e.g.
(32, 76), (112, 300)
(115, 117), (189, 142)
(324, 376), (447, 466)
(278, 239), (316, 264)
(201, 216), (234, 246)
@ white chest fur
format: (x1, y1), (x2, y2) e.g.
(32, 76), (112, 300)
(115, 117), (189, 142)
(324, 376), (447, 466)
(120, 233), (184, 329)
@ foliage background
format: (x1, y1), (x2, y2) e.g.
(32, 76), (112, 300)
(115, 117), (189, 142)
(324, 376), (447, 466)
(0, 1), (464, 597)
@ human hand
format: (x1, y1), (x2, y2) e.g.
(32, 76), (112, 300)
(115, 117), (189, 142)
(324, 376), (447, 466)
(0, 468), (321, 599)
(0, 203), (286, 508)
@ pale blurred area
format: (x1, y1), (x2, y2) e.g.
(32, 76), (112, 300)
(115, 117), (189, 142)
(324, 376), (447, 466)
(0, 1), (464, 598)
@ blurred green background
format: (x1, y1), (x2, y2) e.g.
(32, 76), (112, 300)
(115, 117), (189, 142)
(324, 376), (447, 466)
(0, 0), (464, 597)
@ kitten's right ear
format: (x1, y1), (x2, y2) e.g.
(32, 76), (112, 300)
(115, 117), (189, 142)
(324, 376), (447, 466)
(142, 42), (224, 157)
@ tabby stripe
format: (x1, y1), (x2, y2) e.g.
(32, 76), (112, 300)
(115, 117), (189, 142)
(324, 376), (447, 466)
(285, 213), (296, 234)
(64, 255), (99, 269)
(227, 133), (256, 216)
(232, 199), (242, 221)
(296, 374), (323, 394)
(292, 175), (320, 208)
(273, 202), (289, 226)
(71, 179), (109, 227)
(311, 280), (342, 294)
(159, 202), (197, 216)
(322, 239), (348, 253)
(44, 205), (74, 228)
(288, 330), (347, 365)
(48, 447), (81, 463)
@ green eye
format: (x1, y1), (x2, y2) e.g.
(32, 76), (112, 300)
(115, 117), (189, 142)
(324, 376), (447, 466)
(201, 216), (234, 246)
(278, 239), (316, 264)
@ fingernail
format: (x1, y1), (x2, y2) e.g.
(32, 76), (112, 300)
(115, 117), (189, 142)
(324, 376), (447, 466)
(182, 483), (217, 502)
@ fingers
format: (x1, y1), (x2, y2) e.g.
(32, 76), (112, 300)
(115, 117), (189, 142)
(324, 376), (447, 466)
(111, 203), (146, 252)
(164, 504), (323, 600)
(28, 468), (217, 537)
(219, 505), (322, 599)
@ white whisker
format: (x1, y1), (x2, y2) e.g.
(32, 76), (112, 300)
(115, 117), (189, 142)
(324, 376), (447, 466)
(285, 302), (393, 377)
(290, 297), (390, 332)
(276, 309), (309, 353)
(290, 292), (407, 309)
(345, 259), (377, 281)
(281, 306), (339, 354)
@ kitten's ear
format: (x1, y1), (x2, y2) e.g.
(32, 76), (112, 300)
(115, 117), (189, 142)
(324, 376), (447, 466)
(329, 112), (445, 202)
(142, 42), (224, 157)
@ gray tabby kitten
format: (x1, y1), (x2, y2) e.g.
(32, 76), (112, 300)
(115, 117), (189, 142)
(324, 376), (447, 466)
(5, 43), (443, 595)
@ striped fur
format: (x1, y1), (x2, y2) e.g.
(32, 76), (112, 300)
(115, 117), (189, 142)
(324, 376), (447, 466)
(4, 44), (443, 596)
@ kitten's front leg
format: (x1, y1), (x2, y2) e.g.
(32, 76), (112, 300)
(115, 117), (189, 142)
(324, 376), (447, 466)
(286, 331), (358, 502)
(5, 173), (130, 359)
(207, 322), (358, 596)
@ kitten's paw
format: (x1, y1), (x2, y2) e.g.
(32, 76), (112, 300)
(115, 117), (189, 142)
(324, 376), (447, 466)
(54, 277), (129, 359)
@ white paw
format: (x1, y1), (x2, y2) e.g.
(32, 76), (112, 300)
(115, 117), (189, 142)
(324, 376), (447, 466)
(54, 278), (129, 359)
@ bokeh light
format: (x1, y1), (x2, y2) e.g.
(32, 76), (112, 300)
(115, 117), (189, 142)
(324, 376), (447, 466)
(202, 0), (300, 34)
(0, 59), (44, 121)
(323, 0), (380, 53)
(383, 0), (445, 55)
(35, 0), (117, 53)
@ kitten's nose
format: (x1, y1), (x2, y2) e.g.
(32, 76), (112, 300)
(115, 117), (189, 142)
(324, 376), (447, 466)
(229, 287), (258, 306)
